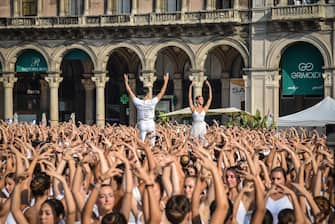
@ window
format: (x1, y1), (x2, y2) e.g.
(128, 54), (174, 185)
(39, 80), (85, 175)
(69, 0), (83, 15)
(160, 0), (181, 12)
(22, 0), (37, 16)
(116, 0), (131, 14)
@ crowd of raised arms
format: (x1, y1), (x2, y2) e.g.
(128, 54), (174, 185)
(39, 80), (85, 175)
(0, 122), (334, 224)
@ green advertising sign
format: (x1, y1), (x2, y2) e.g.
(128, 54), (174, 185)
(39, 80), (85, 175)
(281, 43), (323, 95)
(16, 50), (48, 72)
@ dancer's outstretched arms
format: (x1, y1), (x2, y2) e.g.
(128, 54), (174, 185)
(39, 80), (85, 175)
(156, 72), (169, 100)
(124, 74), (136, 99)
(204, 80), (212, 112)
(188, 81), (195, 111)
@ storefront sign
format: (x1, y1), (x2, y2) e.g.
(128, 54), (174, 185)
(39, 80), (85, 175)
(281, 43), (323, 95)
(16, 50), (48, 72)
(230, 79), (245, 109)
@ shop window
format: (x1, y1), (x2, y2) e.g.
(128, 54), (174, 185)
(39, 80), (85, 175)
(22, 0), (37, 16)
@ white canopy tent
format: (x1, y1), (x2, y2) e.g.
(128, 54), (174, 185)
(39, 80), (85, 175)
(277, 96), (335, 127)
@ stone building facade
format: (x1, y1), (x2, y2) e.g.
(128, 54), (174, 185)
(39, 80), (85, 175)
(0, 0), (334, 126)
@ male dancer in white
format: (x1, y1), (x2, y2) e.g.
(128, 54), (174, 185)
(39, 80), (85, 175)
(124, 73), (169, 144)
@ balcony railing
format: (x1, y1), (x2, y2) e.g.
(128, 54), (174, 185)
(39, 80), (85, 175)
(271, 4), (326, 20)
(0, 9), (241, 28)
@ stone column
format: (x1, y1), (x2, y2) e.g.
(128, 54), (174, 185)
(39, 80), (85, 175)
(13, 0), (20, 17)
(59, 0), (65, 16)
(242, 74), (251, 113)
(45, 74), (63, 127)
(181, 0), (188, 12)
(83, 0), (89, 15)
(131, 0), (137, 14)
(0, 83), (3, 119)
(173, 73), (183, 110)
(37, 0), (43, 16)
(39, 78), (49, 114)
(233, 0), (240, 10)
(92, 72), (109, 127)
(127, 73), (137, 125)
(189, 70), (206, 97)
(81, 79), (95, 125)
(156, 0), (162, 13)
(206, 0), (215, 10)
(220, 73), (230, 108)
(0, 73), (17, 120)
(323, 72), (333, 97)
(264, 72), (281, 120)
(140, 70), (157, 98)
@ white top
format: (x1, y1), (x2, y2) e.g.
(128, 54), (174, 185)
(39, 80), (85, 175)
(133, 97), (159, 121)
(266, 196), (293, 224)
(192, 110), (205, 123)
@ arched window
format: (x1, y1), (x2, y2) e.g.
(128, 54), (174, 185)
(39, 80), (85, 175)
(22, 0), (37, 16)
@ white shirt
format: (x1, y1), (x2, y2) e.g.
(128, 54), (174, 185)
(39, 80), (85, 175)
(266, 195), (293, 224)
(133, 97), (159, 121)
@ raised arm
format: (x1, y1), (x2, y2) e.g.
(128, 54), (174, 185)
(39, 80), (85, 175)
(124, 74), (136, 99)
(204, 80), (212, 111)
(188, 81), (195, 111)
(156, 72), (169, 100)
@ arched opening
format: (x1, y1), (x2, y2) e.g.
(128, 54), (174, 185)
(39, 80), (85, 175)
(60, 49), (94, 124)
(279, 42), (324, 116)
(155, 46), (191, 114)
(106, 47), (142, 125)
(14, 49), (48, 122)
(204, 45), (245, 110)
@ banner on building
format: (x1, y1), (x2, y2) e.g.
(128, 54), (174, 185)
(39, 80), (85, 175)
(16, 50), (48, 73)
(281, 43), (324, 95)
(230, 79), (245, 109)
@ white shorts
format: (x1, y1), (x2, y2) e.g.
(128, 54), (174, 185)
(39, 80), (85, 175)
(138, 120), (156, 142)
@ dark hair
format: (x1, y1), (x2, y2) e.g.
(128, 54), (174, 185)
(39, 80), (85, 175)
(113, 163), (125, 186)
(42, 199), (65, 221)
(315, 196), (331, 222)
(209, 199), (233, 223)
(263, 209), (273, 224)
(165, 195), (191, 224)
(270, 167), (287, 181)
(30, 173), (51, 197)
(225, 166), (241, 184)
(278, 208), (294, 224)
(5, 172), (16, 180)
(102, 211), (127, 224)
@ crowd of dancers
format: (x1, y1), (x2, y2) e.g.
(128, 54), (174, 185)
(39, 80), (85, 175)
(0, 74), (333, 224)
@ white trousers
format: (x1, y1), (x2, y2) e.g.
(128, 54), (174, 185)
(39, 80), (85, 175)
(138, 119), (156, 145)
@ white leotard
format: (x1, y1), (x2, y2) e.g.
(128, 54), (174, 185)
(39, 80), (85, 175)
(266, 195), (293, 224)
(190, 110), (207, 139)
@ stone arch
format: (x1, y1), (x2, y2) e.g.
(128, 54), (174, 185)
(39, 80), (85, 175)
(266, 35), (332, 69)
(52, 44), (97, 72)
(6, 44), (51, 72)
(146, 39), (196, 70)
(99, 42), (145, 72)
(197, 37), (249, 71)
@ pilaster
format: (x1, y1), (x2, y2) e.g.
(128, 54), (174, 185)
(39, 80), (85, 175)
(83, 0), (89, 15)
(59, 0), (65, 16)
(242, 74), (251, 113)
(206, 0), (215, 10)
(92, 72), (109, 127)
(37, 0), (43, 16)
(131, 0), (137, 14)
(264, 72), (281, 120)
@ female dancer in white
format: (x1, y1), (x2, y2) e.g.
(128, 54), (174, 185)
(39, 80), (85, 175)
(124, 73), (169, 144)
(188, 79), (212, 141)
